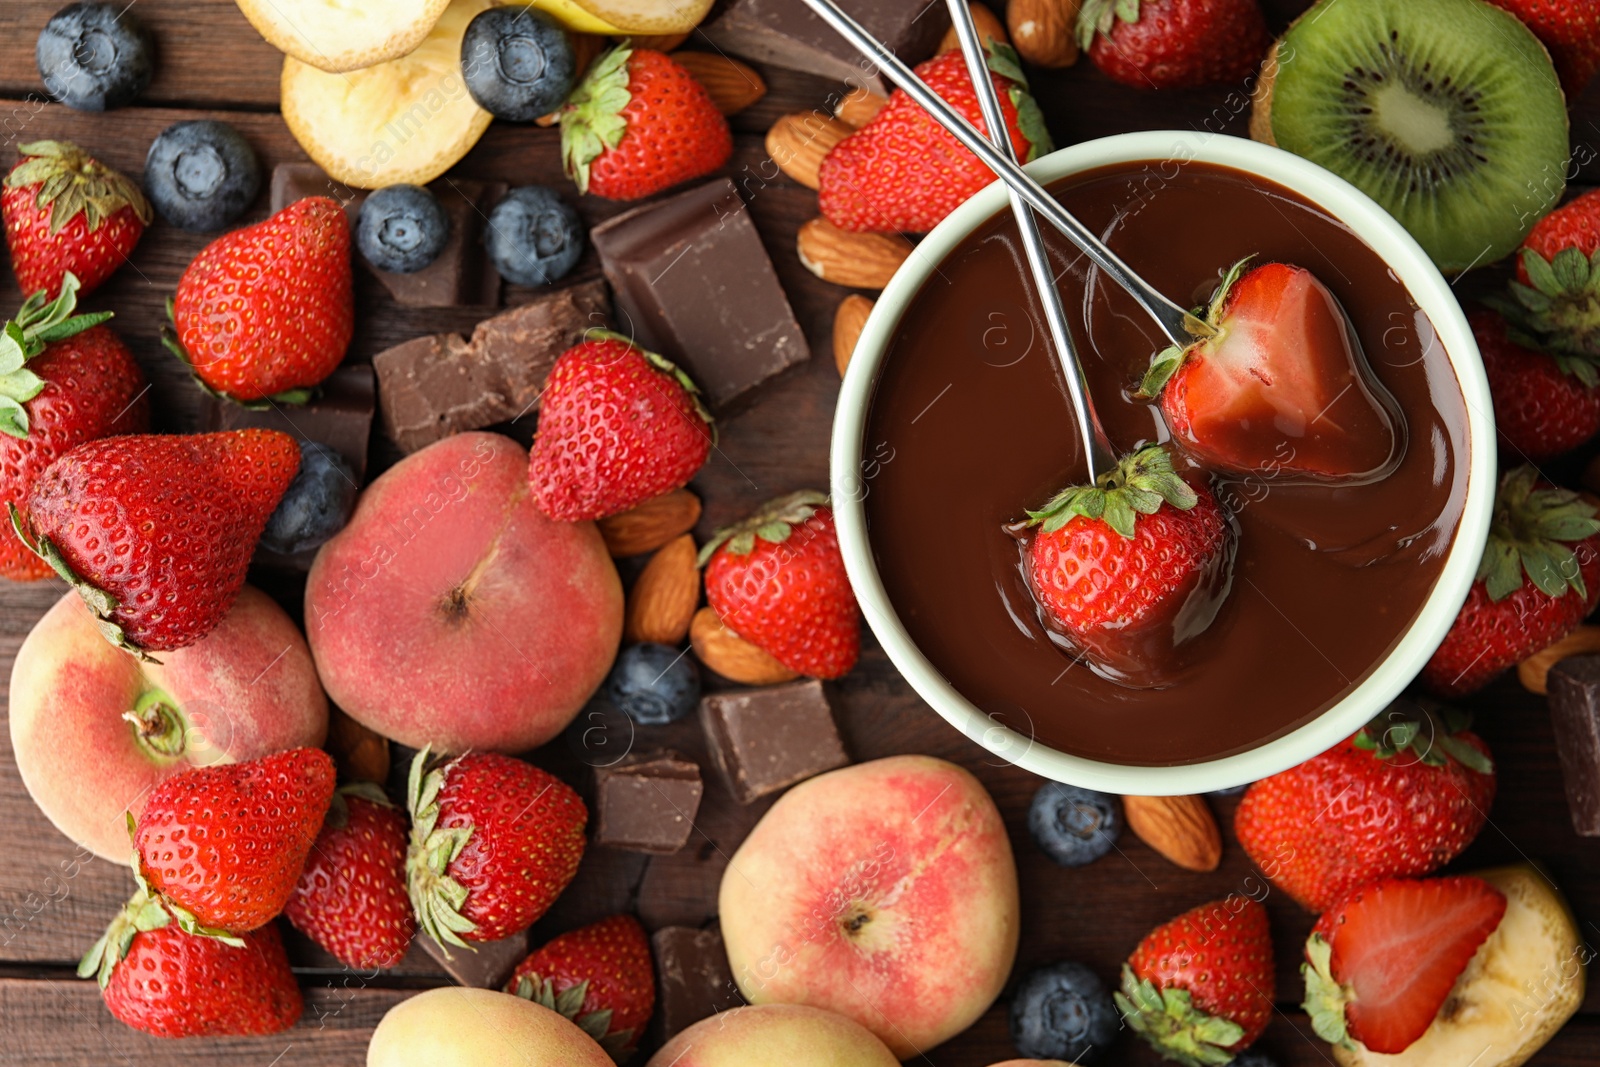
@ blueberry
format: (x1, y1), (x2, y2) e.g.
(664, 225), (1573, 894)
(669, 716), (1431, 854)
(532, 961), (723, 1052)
(260, 441), (358, 556)
(484, 185), (584, 287)
(36, 2), (154, 111)
(357, 185), (450, 274)
(1229, 1053), (1280, 1067)
(144, 120), (262, 232)
(461, 6), (576, 122)
(1027, 782), (1120, 867)
(605, 643), (700, 725)
(1009, 961), (1119, 1062)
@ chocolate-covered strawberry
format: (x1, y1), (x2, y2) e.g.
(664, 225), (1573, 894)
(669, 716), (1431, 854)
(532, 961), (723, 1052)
(1140, 258), (1402, 482)
(13, 428), (300, 655)
(508, 914), (655, 1057)
(407, 748), (587, 948)
(0, 274), (148, 582)
(1023, 444), (1233, 681)
(1421, 465), (1600, 696)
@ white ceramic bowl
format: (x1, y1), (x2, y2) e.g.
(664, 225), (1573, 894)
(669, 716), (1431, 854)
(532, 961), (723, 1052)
(830, 131), (1495, 795)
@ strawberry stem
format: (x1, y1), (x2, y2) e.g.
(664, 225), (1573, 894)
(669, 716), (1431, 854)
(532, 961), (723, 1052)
(1478, 465), (1600, 602)
(1115, 964), (1246, 1066)
(405, 747), (480, 952)
(1026, 444), (1197, 539)
(697, 489), (828, 565)
(557, 46), (633, 196)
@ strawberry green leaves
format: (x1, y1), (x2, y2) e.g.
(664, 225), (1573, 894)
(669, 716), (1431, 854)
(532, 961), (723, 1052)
(1353, 701), (1495, 775)
(558, 46), (633, 196)
(1027, 444), (1196, 539)
(1497, 247), (1600, 365)
(0, 272), (113, 437)
(405, 746), (479, 951)
(1479, 465), (1600, 603)
(1115, 964), (1245, 1067)
(698, 489), (829, 564)
(5, 140), (152, 234)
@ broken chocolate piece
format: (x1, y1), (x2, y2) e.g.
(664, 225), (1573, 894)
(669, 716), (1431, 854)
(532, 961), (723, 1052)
(200, 363), (375, 479)
(271, 162), (505, 308)
(700, 0), (948, 96)
(1547, 655), (1600, 836)
(699, 679), (849, 804)
(591, 178), (808, 410)
(418, 928), (532, 990)
(372, 279), (611, 453)
(594, 750), (704, 854)
(651, 925), (741, 1042)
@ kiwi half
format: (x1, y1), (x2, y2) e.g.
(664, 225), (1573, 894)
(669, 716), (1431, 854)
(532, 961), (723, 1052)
(1252, 0), (1568, 274)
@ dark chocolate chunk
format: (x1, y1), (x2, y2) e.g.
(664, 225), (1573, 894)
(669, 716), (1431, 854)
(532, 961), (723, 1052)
(199, 362), (374, 486)
(651, 924), (741, 1043)
(372, 279), (611, 453)
(699, 679), (849, 804)
(700, 0), (948, 96)
(271, 162), (506, 308)
(1547, 655), (1600, 836)
(594, 750), (704, 854)
(417, 928), (532, 990)
(591, 178), (808, 410)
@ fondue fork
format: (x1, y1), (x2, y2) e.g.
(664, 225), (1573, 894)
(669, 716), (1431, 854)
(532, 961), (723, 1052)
(942, 0), (1116, 481)
(799, 0), (1214, 353)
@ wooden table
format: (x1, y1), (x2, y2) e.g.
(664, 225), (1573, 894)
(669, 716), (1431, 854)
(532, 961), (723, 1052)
(1, 2), (1599, 1063)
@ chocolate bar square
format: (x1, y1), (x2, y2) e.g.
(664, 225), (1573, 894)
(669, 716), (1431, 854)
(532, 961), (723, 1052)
(1547, 655), (1600, 836)
(271, 162), (505, 307)
(594, 751), (704, 854)
(372, 279), (611, 453)
(199, 363), (375, 480)
(591, 178), (809, 410)
(417, 928), (531, 990)
(700, 0), (949, 96)
(699, 680), (849, 804)
(651, 924), (741, 1042)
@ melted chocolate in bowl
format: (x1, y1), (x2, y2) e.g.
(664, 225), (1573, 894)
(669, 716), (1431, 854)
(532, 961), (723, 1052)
(863, 160), (1469, 766)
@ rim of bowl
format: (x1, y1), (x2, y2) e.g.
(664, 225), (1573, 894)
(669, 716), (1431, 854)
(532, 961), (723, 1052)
(829, 131), (1496, 795)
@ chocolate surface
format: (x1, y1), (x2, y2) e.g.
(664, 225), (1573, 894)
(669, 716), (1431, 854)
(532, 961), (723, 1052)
(864, 160), (1469, 766)
(700, 680), (850, 803)
(417, 929), (531, 990)
(649, 925), (741, 1043)
(593, 750), (704, 854)
(701, 0), (947, 95)
(1548, 655), (1600, 836)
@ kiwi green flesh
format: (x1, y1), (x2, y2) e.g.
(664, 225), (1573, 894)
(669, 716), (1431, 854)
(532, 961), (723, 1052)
(1269, 0), (1567, 273)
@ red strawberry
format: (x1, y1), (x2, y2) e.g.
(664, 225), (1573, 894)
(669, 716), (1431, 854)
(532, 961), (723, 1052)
(284, 784), (417, 971)
(1303, 877), (1506, 1054)
(79, 889), (301, 1039)
(2, 140), (150, 299)
(406, 749), (587, 948)
(558, 46), (732, 201)
(701, 491), (860, 679)
(1421, 466), (1600, 697)
(14, 428), (301, 654)
(507, 914), (655, 1058)
(0, 274), (147, 581)
(135, 748), (336, 935)
(1116, 897), (1275, 1062)
(1143, 259), (1401, 482)
(818, 46), (1052, 234)
(529, 333), (712, 522)
(1485, 0), (1600, 97)
(1473, 307), (1600, 461)
(169, 196), (353, 403)
(1505, 189), (1600, 359)
(1235, 701), (1495, 913)
(1076, 0), (1272, 89)
(1024, 445), (1231, 679)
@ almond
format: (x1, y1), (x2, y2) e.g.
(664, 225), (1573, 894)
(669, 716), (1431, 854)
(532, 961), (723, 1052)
(634, 32), (691, 51)
(326, 707), (390, 784)
(767, 111), (853, 190)
(938, 2), (1008, 53)
(798, 218), (913, 290)
(835, 86), (889, 128)
(597, 489), (702, 557)
(1009, 0), (1080, 68)
(674, 51), (767, 116)
(1124, 794), (1222, 872)
(833, 294), (875, 377)
(691, 607), (799, 685)
(625, 535), (700, 644)
(1520, 625), (1600, 695)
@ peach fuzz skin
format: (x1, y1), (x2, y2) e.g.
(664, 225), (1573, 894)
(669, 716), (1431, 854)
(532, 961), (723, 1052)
(9, 585), (328, 861)
(367, 987), (612, 1067)
(719, 755), (1020, 1058)
(305, 432), (623, 753)
(645, 1004), (900, 1067)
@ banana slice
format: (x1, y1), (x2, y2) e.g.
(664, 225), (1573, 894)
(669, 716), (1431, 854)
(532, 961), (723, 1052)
(281, 0), (495, 189)
(1332, 864), (1584, 1067)
(236, 0), (453, 73)
(530, 0), (714, 34)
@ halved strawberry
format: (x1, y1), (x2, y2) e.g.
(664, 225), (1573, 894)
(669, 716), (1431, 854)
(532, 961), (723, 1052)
(1142, 258), (1401, 482)
(1304, 876), (1507, 1055)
